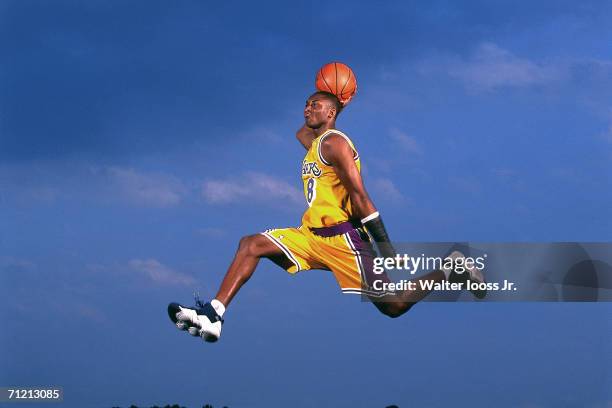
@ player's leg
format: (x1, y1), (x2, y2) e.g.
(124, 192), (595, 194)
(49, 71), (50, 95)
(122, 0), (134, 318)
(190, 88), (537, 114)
(371, 250), (486, 317)
(214, 234), (289, 307)
(370, 270), (445, 318)
(168, 234), (284, 342)
(318, 227), (482, 318)
(318, 229), (445, 317)
(169, 227), (318, 342)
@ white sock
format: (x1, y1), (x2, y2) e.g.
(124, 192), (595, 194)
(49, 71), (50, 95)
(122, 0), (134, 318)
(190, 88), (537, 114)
(211, 299), (226, 317)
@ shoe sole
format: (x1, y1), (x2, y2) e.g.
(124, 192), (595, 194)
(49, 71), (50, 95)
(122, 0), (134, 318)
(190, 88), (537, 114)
(168, 302), (221, 343)
(167, 302), (182, 324)
(168, 302), (202, 331)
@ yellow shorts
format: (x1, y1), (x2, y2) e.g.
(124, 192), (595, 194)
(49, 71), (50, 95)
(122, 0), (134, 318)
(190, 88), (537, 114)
(260, 224), (390, 296)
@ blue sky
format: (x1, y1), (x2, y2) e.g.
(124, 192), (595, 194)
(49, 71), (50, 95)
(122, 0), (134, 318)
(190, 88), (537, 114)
(1, 1), (611, 407)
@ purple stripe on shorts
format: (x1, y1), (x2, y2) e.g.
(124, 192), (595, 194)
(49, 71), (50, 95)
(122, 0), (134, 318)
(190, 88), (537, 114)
(347, 229), (391, 289)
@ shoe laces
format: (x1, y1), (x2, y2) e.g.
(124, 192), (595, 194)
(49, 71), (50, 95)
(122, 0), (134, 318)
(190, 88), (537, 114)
(194, 290), (205, 309)
(193, 290), (224, 324)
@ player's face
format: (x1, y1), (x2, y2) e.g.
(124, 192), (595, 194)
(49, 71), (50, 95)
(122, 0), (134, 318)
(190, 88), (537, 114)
(304, 96), (334, 128)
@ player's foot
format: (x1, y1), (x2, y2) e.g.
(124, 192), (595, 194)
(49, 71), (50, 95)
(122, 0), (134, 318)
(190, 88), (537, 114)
(168, 299), (224, 343)
(445, 250), (487, 299)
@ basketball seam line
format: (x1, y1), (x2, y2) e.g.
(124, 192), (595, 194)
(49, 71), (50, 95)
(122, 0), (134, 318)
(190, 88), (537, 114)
(334, 62), (338, 94)
(340, 67), (351, 97)
(320, 68), (334, 94)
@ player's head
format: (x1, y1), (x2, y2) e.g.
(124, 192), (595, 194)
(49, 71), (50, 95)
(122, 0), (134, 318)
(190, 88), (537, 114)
(304, 91), (343, 129)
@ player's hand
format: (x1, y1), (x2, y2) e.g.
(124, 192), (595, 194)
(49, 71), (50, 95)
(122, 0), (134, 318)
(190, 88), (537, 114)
(340, 94), (354, 107)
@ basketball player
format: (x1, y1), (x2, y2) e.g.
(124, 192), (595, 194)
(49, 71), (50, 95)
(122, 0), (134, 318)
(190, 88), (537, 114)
(168, 91), (485, 342)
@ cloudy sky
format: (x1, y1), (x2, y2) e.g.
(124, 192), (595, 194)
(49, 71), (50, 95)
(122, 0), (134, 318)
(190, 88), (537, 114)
(1, 1), (611, 407)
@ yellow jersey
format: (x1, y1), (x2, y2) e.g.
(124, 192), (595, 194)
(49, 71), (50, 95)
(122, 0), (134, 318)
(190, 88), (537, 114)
(301, 129), (360, 228)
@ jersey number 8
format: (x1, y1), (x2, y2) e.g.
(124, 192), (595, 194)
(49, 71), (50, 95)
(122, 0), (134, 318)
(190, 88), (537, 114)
(306, 178), (317, 207)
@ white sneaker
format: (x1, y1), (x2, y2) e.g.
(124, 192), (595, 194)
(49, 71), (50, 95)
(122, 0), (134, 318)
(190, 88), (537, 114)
(168, 301), (223, 343)
(446, 250), (487, 299)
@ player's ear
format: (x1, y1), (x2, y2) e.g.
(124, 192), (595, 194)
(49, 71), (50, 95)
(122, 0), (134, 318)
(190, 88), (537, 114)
(328, 106), (337, 119)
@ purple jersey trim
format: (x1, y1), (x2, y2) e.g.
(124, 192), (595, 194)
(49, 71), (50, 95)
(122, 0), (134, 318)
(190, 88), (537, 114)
(309, 220), (361, 237)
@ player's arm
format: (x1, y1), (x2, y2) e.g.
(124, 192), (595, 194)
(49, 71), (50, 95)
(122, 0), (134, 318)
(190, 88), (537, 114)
(321, 134), (396, 258)
(296, 124), (317, 150)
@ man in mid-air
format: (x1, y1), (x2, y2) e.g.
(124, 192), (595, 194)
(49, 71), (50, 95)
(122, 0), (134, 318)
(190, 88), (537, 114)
(168, 91), (485, 342)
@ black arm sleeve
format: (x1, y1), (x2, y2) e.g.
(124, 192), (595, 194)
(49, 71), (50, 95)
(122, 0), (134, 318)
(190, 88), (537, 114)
(363, 215), (396, 258)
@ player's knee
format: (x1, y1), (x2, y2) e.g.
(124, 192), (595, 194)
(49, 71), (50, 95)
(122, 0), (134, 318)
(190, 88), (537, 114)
(378, 302), (413, 319)
(238, 235), (250, 249)
(238, 235), (256, 255)
(238, 234), (266, 257)
(381, 306), (403, 319)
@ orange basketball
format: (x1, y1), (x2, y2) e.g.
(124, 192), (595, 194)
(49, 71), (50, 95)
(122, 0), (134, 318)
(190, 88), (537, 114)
(315, 62), (357, 105)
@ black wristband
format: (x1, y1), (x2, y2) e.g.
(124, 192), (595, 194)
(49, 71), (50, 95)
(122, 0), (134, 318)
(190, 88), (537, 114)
(363, 215), (396, 258)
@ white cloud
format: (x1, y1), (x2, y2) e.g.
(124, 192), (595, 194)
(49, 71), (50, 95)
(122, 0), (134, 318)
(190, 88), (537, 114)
(371, 177), (407, 203)
(104, 166), (187, 208)
(0, 163), (190, 208)
(448, 43), (567, 91)
(1, 163), (306, 209)
(415, 42), (568, 92)
(240, 126), (284, 143)
(389, 128), (423, 155)
(202, 172), (302, 205)
(128, 258), (196, 286)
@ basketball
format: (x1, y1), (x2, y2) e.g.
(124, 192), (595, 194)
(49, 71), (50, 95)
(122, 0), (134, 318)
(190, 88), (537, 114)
(315, 62), (357, 105)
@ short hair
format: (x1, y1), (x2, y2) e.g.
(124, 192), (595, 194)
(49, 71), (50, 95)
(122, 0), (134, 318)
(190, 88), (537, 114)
(312, 91), (343, 117)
